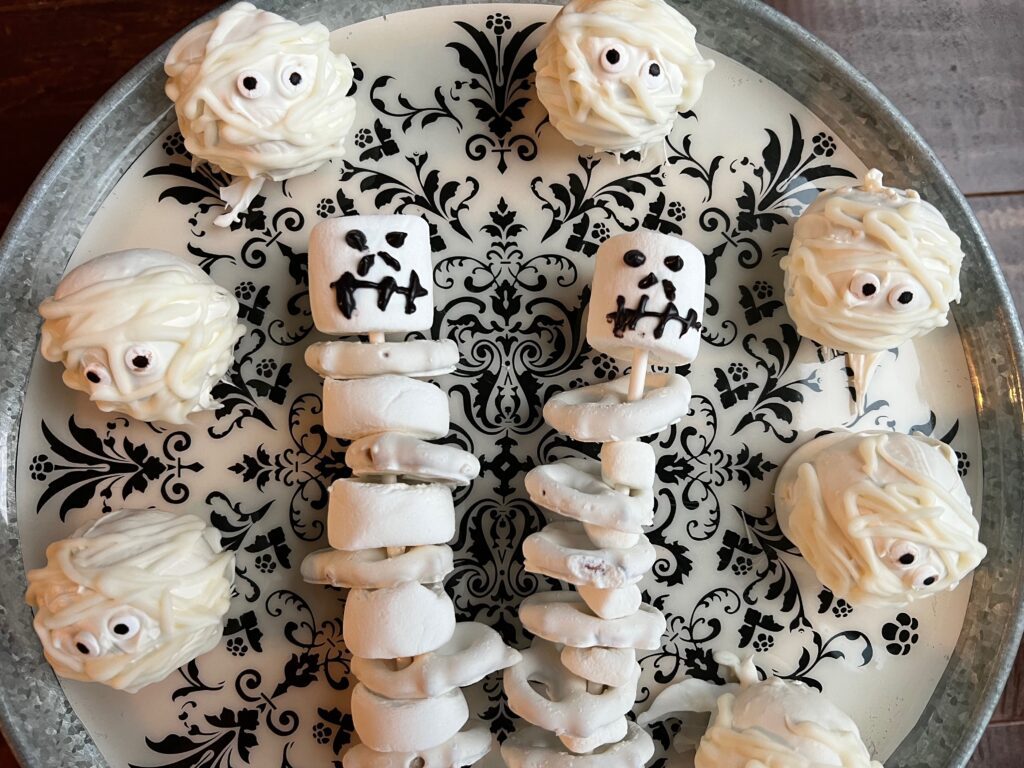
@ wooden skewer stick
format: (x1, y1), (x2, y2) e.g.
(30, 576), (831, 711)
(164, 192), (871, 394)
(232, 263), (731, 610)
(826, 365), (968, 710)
(369, 331), (407, 558)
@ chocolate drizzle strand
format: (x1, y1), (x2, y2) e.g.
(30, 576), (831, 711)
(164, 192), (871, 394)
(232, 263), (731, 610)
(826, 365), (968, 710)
(606, 295), (701, 340)
(331, 270), (428, 318)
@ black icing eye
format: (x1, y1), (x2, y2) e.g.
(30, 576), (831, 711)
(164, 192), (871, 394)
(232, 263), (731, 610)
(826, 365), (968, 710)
(663, 254), (684, 272)
(125, 346), (154, 373)
(345, 230), (369, 251)
(386, 231), (408, 248)
(889, 542), (918, 569)
(83, 363), (109, 386)
(923, 575), (937, 586)
(236, 71), (267, 99)
(108, 614), (141, 640)
(600, 44), (627, 73)
(888, 283), (920, 310)
(72, 632), (100, 657)
(899, 553), (915, 565)
(623, 250), (646, 267)
(642, 60), (666, 89)
(289, 72), (302, 85)
(280, 64), (310, 94)
(849, 271), (881, 301)
(649, 63), (661, 77)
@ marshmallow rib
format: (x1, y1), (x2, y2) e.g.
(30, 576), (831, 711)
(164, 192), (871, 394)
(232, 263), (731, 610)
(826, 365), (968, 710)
(306, 339), (459, 379)
(344, 582), (456, 659)
(526, 459), (653, 534)
(347, 432), (480, 487)
(343, 722), (494, 768)
(523, 521), (656, 588)
(352, 684), (468, 753)
(327, 478), (455, 551)
(599, 441), (656, 491)
(353, 622), (522, 699)
(323, 376), (449, 439)
(300, 545), (453, 589)
(501, 723), (655, 768)
(519, 592), (666, 650)
(544, 374), (691, 442)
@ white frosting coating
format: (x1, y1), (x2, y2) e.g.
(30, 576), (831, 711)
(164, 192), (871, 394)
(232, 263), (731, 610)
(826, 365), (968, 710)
(25, 508), (233, 693)
(347, 432), (480, 487)
(327, 478), (455, 551)
(560, 646), (636, 688)
(39, 249), (243, 425)
(544, 374), (692, 442)
(352, 622), (522, 699)
(300, 545), (454, 589)
(599, 441), (655, 490)
(306, 338), (459, 379)
(519, 592), (666, 650)
(501, 723), (654, 768)
(309, 215), (434, 335)
(587, 232), (705, 365)
(534, 0), (713, 154)
(344, 582), (456, 659)
(352, 684), (469, 753)
(781, 170), (963, 403)
(775, 429), (985, 608)
(164, 3), (356, 224)
(525, 459), (654, 534)
(524, 521), (656, 588)
(323, 375), (450, 440)
(505, 640), (640, 747)
(560, 718), (629, 754)
(577, 584), (642, 620)
(344, 722), (494, 768)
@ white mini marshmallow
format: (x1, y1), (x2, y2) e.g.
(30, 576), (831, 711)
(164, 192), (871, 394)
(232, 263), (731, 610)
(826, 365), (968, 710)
(524, 521), (656, 589)
(519, 592), (665, 650)
(502, 722), (654, 768)
(309, 215), (433, 335)
(526, 459), (653, 534)
(352, 622), (521, 699)
(306, 338), (459, 380)
(327, 478), (454, 551)
(352, 684), (469, 753)
(323, 376), (449, 440)
(583, 524), (640, 550)
(588, 232), (705, 366)
(347, 432), (480, 487)
(577, 584), (642, 620)
(560, 646), (637, 688)
(600, 441), (656, 491)
(544, 374), (691, 442)
(300, 545), (453, 589)
(343, 582), (455, 659)
(504, 640), (639, 747)
(344, 722), (494, 768)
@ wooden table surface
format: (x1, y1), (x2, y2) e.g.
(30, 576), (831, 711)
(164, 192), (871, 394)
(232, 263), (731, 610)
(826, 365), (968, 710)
(1, 1), (1021, 766)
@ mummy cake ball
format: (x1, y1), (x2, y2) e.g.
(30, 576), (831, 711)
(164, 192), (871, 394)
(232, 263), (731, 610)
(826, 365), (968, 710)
(534, 0), (714, 156)
(775, 430), (986, 608)
(165, 2), (357, 226)
(640, 655), (883, 768)
(503, 230), (704, 767)
(25, 508), (234, 694)
(781, 169), (965, 409)
(39, 249), (244, 424)
(300, 214), (518, 768)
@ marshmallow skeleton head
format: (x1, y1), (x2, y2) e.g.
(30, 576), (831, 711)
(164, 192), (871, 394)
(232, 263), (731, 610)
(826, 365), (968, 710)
(25, 508), (234, 693)
(588, 231), (705, 366)
(309, 215), (434, 335)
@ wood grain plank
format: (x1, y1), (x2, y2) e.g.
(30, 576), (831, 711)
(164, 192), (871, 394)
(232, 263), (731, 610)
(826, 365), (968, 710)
(970, 723), (1024, 767)
(766, 0), (1024, 197)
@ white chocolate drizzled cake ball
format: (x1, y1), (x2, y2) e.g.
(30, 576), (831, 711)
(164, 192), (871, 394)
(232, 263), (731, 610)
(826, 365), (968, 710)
(775, 430), (986, 608)
(39, 249), (244, 424)
(534, 0), (714, 155)
(781, 169), (964, 356)
(165, 2), (356, 224)
(25, 508), (234, 694)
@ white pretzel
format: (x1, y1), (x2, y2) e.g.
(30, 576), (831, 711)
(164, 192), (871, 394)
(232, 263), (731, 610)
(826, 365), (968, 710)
(524, 521), (656, 588)
(306, 339), (459, 380)
(347, 432), (480, 487)
(501, 723), (654, 768)
(560, 646), (636, 688)
(343, 722), (494, 768)
(518, 592), (665, 650)
(300, 545), (453, 589)
(525, 459), (653, 534)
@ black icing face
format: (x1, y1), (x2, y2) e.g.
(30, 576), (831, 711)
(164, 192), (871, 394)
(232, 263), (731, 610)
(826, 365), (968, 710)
(329, 224), (429, 320)
(606, 248), (701, 340)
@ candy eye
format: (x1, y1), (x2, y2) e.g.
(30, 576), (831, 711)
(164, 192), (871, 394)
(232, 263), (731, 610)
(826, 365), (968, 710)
(72, 632), (101, 657)
(888, 284), (919, 310)
(236, 71), (268, 99)
(108, 614), (141, 640)
(849, 272), (881, 300)
(889, 542), (919, 568)
(912, 565), (942, 589)
(641, 60), (665, 89)
(124, 346), (154, 373)
(83, 363), (110, 386)
(280, 65), (309, 95)
(600, 45), (628, 73)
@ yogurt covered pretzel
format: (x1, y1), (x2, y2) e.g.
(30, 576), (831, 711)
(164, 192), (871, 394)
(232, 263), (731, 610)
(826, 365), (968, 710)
(503, 230), (705, 767)
(299, 214), (519, 767)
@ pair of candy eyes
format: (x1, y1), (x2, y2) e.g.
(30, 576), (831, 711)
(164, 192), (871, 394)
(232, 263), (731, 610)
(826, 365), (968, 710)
(599, 45), (665, 87)
(68, 615), (142, 657)
(236, 66), (308, 99)
(848, 273), (920, 309)
(83, 346), (155, 386)
(887, 543), (941, 589)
